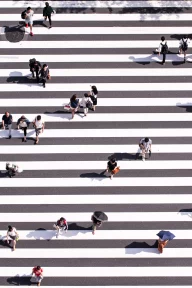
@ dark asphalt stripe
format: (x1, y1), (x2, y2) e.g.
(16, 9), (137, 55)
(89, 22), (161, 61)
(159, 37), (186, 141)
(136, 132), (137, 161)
(0, 7), (191, 14)
(3, 76), (192, 84)
(0, 276), (192, 286)
(0, 186), (191, 195)
(0, 137), (191, 145)
(2, 258), (192, 267)
(0, 106), (189, 114)
(0, 222), (192, 230)
(0, 239), (190, 249)
(2, 153), (192, 162)
(0, 203), (191, 213)
(6, 121), (192, 130)
(2, 169), (192, 178)
(0, 61), (191, 69)
(0, 91), (190, 99)
(0, 48), (181, 55)
(2, 20), (192, 27)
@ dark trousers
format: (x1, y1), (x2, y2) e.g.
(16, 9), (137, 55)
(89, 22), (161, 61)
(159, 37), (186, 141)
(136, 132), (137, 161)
(45, 15), (52, 26)
(162, 53), (166, 64)
(22, 127), (27, 137)
(31, 69), (39, 81)
(39, 78), (47, 87)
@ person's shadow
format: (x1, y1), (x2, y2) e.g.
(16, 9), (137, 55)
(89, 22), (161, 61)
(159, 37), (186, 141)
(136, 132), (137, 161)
(125, 240), (158, 254)
(108, 153), (136, 161)
(6, 72), (33, 84)
(7, 275), (32, 285)
(80, 171), (108, 179)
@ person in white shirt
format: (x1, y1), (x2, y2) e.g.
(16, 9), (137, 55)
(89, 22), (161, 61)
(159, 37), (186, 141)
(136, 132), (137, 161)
(156, 36), (168, 65)
(6, 162), (23, 177)
(179, 35), (190, 63)
(6, 225), (19, 251)
(25, 7), (34, 36)
(80, 93), (93, 116)
(139, 137), (152, 161)
(32, 115), (45, 144)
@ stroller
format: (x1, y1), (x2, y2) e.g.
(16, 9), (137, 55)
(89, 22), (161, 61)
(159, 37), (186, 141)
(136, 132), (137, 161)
(6, 163), (23, 178)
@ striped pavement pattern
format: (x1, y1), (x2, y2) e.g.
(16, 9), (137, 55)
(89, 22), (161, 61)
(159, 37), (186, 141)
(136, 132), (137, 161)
(0, 0), (192, 287)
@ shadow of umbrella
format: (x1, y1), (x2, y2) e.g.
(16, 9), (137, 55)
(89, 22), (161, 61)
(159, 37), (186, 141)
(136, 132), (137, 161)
(4, 25), (25, 43)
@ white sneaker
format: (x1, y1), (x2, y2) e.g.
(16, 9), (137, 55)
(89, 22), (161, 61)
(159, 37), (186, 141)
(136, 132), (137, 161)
(142, 157), (145, 162)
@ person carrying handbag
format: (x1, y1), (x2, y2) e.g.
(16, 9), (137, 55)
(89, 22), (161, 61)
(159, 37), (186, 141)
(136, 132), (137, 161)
(80, 93), (93, 117)
(105, 158), (120, 180)
(38, 64), (50, 88)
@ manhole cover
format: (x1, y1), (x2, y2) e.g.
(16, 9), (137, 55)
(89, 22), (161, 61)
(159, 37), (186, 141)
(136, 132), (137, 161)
(5, 26), (25, 43)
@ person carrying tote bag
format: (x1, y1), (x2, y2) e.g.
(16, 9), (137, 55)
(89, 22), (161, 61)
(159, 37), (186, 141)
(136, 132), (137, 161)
(106, 158), (120, 180)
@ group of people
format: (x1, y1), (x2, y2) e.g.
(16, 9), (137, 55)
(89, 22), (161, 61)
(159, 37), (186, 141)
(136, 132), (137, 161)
(68, 85), (98, 119)
(21, 2), (55, 36)
(2, 112), (45, 144)
(29, 59), (51, 88)
(156, 35), (190, 64)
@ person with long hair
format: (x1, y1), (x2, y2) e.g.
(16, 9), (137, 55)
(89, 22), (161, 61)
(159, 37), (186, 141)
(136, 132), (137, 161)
(89, 85), (98, 111)
(6, 225), (19, 251)
(70, 94), (79, 119)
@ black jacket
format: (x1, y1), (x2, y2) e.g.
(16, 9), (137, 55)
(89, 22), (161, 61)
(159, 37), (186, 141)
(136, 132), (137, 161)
(39, 68), (50, 79)
(43, 5), (54, 16)
(30, 61), (41, 71)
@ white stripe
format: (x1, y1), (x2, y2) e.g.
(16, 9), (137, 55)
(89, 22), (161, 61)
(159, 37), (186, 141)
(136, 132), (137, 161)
(1, 160), (192, 171)
(2, 248), (192, 258)
(0, 177), (192, 187)
(0, 194), (190, 205)
(1, 129), (192, 138)
(0, 54), (189, 63)
(0, 144), (191, 154)
(3, 68), (192, 77)
(24, 26), (192, 35)
(0, 212), (190, 222)
(1, 14), (192, 21)
(0, 41), (182, 49)
(1, 1), (192, 8)
(0, 83), (191, 92)
(0, 287), (188, 288)
(0, 230), (190, 240)
(7, 113), (192, 122)
(1, 266), (192, 277)
(1, 97), (191, 106)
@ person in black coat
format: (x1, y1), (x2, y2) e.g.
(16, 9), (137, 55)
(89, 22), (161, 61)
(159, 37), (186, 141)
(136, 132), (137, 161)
(29, 59), (41, 82)
(43, 2), (54, 29)
(38, 64), (50, 88)
(106, 158), (117, 180)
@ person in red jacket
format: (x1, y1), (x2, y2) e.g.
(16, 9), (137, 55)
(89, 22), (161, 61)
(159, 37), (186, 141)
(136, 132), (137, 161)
(32, 266), (43, 286)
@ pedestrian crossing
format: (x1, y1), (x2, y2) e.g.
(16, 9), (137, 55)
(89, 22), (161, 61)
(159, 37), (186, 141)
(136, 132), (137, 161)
(0, 0), (192, 287)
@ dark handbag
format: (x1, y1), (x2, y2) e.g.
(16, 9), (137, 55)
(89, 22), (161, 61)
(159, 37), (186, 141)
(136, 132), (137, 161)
(86, 100), (92, 108)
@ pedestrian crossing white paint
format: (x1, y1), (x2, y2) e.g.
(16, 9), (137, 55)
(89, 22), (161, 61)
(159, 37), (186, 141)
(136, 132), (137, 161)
(4, 68), (192, 77)
(0, 83), (191, 92)
(0, 40), (182, 49)
(0, 54), (188, 63)
(1, 160), (192, 171)
(0, 212), (190, 222)
(0, 230), (190, 240)
(1, 128), (192, 138)
(1, 1), (192, 8)
(3, 13), (192, 22)
(0, 287), (189, 288)
(1, 266), (192, 277)
(24, 26), (192, 35)
(0, 144), (191, 154)
(0, 194), (190, 205)
(8, 113), (192, 122)
(0, 177), (192, 187)
(1, 98), (191, 106)
(3, 248), (192, 258)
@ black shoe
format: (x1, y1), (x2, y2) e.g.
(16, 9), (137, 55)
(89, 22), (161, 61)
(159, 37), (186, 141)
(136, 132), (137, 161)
(9, 135), (11, 139)
(149, 150), (152, 158)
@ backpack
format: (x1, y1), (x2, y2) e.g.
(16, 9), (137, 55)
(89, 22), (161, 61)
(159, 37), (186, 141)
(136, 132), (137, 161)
(21, 10), (27, 19)
(182, 39), (188, 51)
(29, 58), (36, 67)
(161, 42), (168, 54)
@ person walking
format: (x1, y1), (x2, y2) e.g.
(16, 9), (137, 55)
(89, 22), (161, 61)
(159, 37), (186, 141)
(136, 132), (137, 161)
(105, 158), (120, 180)
(17, 115), (30, 142)
(6, 225), (19, 251)
(32, 266), (43, 286)
(53, 217), (68, 238)
(156, 36), (168, 65)
(70, 94), (79, 119)
(32, 115), (45, 144)
(139, 137), (152, 161)
(43, 2), (54, 29)
(91, 214), (102, 235)
(25, 7), (34, 36)
(2, 111), (13, 139)
(38, 64), (50, 88)
(179, 35), (190, 63)
(6, 162), (23, 178)
(89, 85), (98, 111)
(29, 59), (41, 82)
(80, 93), (93, 117)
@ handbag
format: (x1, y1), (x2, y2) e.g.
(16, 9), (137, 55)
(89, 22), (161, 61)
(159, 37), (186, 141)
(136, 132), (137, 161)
(86, 100), (92, 108)
(111, 166), (120, 175)
(47, 74), (51, 80)
(64, 104), (71, 111)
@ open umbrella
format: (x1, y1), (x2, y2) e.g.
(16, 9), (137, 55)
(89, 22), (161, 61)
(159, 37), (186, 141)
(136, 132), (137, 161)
(157, 230), (175, 241)
(93, 211), (108, 222)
